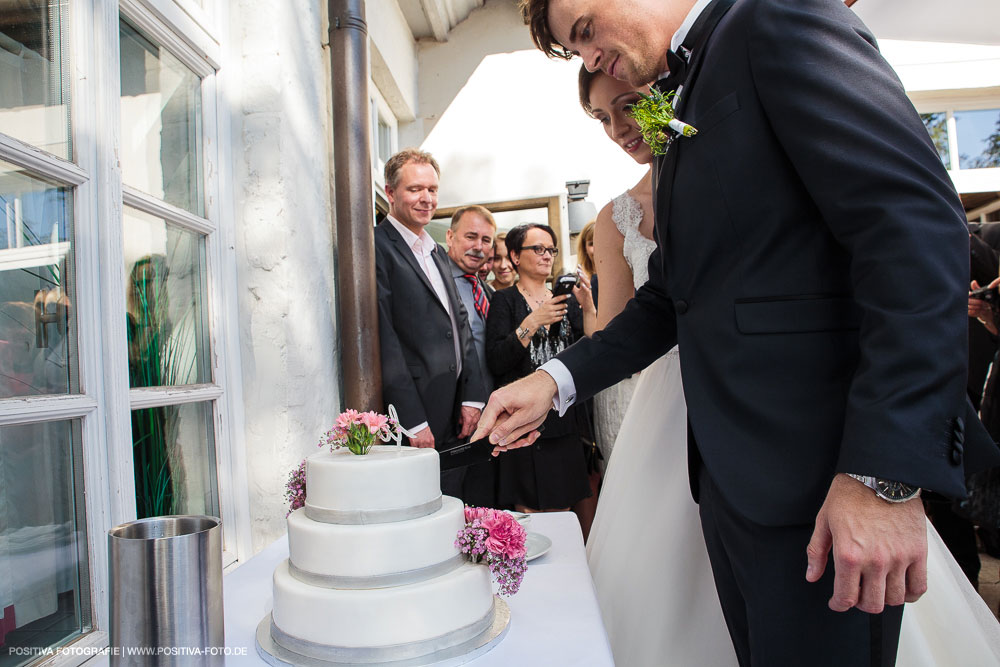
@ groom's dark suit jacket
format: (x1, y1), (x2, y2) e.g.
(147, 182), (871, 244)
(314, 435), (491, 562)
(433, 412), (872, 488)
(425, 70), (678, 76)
(375, 219), (487, 446)
(558, 0), (1000, 525)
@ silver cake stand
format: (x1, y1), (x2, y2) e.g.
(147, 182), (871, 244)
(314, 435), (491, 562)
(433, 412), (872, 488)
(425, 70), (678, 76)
(256, 596), (510, 667)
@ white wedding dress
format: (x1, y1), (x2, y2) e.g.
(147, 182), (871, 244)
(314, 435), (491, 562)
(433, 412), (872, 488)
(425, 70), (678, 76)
(586, 192), (1000, 666)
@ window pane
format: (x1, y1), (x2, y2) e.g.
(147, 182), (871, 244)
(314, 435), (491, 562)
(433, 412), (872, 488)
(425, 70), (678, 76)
(955, 108), (1000, 170)
(377, 117), (392, 165)
(124, 207), (210, 388)
(119, 19), (203, 215)
(0, 160), (77, 398)
(0, 0), (71, 160)
(132, 401), (219, 519)
(920, 112), (950, 168)
(0, 420), (91, 666)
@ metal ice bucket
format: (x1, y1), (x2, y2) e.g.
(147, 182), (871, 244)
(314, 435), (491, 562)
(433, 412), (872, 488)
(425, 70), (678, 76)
(108, 515), (224, 665)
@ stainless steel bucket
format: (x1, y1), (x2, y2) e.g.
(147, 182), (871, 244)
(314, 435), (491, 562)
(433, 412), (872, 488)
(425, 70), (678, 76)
(108, 515), (224, 665)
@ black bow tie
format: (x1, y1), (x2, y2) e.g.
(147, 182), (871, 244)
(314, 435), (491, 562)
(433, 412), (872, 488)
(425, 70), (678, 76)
(665, 49), (689, 83)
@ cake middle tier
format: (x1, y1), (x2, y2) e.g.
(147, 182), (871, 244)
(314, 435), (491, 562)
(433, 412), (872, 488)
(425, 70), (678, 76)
(288, 495), (466, 583)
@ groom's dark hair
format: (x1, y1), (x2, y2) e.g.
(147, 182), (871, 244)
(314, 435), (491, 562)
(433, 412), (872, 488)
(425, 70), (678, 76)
(519, 0), (573, 60)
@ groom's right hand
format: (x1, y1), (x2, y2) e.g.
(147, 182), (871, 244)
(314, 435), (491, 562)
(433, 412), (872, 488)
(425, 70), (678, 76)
(472, 370), (557, 454)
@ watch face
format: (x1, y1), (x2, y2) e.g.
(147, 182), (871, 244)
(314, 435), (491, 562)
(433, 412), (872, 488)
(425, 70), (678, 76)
(875, 479), (919, 502)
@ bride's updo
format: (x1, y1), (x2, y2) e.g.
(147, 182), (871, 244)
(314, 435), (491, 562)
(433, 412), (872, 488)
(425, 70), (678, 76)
(578, 66), (601, 116)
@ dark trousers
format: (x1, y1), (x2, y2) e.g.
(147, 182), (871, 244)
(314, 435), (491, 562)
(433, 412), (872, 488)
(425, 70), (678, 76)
(698, 465), (904, 666)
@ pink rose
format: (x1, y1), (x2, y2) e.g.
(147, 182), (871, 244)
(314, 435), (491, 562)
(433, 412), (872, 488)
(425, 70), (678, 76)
(482, 511), (527, 559)
(464, 506), (490, 523)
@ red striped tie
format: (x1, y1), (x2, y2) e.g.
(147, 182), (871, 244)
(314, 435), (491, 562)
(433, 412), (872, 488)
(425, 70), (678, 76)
(462, 274), (489, 320)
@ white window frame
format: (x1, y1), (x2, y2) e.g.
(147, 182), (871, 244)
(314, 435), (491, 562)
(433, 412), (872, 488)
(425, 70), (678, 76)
(0, 0), (248, 657)
(914, 91), (1000, 172)
(370, 86), (398, 190)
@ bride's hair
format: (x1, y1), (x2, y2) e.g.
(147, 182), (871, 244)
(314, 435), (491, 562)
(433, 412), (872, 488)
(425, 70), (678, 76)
(578, 65), (600, 116)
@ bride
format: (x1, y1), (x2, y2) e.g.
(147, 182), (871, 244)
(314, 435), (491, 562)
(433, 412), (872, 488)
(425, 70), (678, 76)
(578, 65), (1000, 666)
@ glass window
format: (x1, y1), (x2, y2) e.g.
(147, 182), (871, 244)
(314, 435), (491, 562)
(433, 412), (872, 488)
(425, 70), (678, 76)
(0, 160), (77, 398)
(132, 401), (219, 519)
(119, 19), (204, 215)
(0, 0), (71, 160)
(955, 108), (1000, 170)
(377, 116), (392, 166)
(0, 420), (91, 666)
(123, 207), (210, 388)
(920, 112), (950, 168)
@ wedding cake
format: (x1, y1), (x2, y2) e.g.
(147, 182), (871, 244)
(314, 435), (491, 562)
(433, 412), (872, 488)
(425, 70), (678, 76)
(257, 445), (507, 666)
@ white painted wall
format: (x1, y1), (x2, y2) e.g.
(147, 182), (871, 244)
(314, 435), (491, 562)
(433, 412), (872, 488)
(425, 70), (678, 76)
(229, 0), (340, 551)
(368, 0), (418, 121)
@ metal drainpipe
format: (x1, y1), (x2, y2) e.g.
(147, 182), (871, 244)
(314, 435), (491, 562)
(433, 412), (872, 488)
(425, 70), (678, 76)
(328, 0), (382, 411)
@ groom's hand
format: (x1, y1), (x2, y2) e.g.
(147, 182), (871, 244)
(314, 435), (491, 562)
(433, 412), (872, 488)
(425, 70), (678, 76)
(805, 473), (927, 614)
(472, 370), (557, 455)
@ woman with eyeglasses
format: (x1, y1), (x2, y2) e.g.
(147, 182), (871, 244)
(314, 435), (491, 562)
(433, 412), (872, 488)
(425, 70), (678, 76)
(485, 223), (595, 514)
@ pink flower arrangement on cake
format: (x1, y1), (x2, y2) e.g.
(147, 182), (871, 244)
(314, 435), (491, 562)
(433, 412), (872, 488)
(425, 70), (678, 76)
(320, 408), (400, 455)
(455, 506), (528, 596)
(284, 458), (307, 516)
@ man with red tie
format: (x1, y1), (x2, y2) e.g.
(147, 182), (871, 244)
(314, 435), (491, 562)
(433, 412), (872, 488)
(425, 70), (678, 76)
(445, 204), (499, 507)
(446, 204), (497, 393)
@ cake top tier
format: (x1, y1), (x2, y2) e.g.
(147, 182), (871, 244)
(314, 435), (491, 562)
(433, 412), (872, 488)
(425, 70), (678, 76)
(305, 445), (441, 518)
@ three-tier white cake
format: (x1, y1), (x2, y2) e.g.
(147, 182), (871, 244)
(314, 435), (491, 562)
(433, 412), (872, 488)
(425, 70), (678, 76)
(257, 445), (507, 666)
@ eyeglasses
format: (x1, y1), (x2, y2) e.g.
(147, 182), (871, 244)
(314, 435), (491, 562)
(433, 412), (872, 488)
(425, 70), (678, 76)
(522, 245), (559, 257)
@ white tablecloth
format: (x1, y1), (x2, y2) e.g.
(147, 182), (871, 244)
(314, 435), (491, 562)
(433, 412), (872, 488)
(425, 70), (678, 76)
(222, 511), (613, 666)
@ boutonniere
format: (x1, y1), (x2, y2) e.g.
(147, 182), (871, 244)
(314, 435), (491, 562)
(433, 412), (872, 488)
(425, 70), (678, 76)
(628, 86), (698, 156)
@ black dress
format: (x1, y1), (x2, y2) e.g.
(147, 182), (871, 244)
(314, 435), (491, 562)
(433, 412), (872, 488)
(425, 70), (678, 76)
(485, 286), (592, 509)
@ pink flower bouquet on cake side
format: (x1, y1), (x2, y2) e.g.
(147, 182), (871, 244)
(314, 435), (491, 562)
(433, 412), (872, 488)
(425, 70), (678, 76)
(455, 506), (528, 596)
(284, 458), (307, 516)
(320, 408), (400, 455)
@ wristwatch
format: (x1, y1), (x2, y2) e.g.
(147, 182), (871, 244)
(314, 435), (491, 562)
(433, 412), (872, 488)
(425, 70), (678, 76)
(846, 474), (920, 503)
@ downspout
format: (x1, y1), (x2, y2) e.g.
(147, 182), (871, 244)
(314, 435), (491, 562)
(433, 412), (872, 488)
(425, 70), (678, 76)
(328, 0), (382, 410)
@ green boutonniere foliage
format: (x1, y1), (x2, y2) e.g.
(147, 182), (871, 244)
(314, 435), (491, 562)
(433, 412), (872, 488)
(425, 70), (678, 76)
(628, 87), (698, 156)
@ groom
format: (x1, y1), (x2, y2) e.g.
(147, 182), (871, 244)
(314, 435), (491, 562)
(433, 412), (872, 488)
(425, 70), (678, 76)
(474, 0), (1000, 664)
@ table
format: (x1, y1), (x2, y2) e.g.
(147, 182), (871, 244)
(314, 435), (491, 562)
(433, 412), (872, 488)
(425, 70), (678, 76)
(222, 512), (613, 665)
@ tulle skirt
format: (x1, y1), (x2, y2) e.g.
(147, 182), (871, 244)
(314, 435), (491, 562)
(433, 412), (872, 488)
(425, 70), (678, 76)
(586, 350), (1000, 666)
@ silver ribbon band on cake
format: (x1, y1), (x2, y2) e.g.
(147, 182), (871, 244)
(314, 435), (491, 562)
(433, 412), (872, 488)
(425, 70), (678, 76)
(287, 555), (464, 589)
(304, 495), (443, 525)
(269, 600), (496, 664)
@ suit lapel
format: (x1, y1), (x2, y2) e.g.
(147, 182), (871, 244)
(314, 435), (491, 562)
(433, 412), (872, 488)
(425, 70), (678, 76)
(654, 0), (736, 259)
(431, 247), (462, 315)
(382, 221), (448, 314)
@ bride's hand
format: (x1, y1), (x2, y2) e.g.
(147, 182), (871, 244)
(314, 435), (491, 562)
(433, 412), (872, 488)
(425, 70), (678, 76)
(573, 274), (595, 315)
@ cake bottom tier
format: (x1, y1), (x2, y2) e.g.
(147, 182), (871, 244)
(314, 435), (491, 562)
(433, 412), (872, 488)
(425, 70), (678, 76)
(271, 559), (495, 650)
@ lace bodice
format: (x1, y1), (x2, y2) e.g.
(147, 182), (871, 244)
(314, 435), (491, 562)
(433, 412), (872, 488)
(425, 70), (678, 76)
(611, 192), (658, 291)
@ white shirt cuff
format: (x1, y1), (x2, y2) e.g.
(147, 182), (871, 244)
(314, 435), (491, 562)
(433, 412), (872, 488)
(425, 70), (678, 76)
(539, 359), (577, 417)
(461, 401), (485, 410)
(408, 421), (429, 435)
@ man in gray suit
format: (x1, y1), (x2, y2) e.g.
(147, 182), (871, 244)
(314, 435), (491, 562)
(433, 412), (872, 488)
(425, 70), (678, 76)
(375, 149), (487, 498)
(446, 205), (497, 392)
(445, 204), (498, 506)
